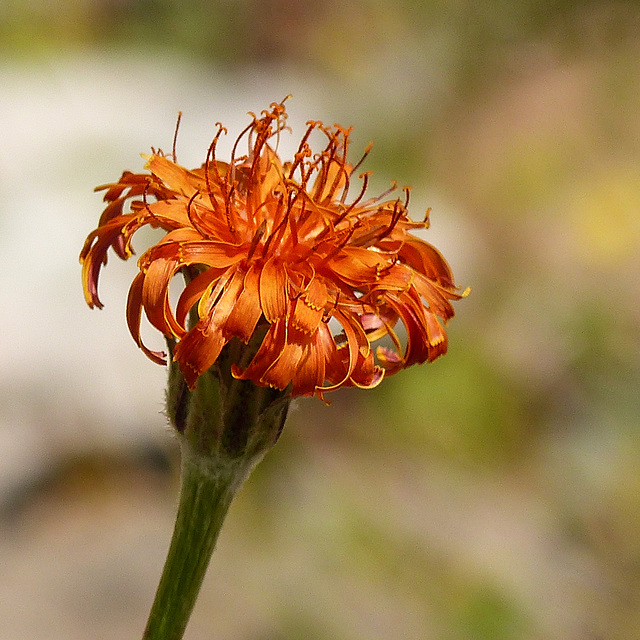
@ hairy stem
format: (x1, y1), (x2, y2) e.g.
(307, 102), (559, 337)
(142, 444), (253, 640)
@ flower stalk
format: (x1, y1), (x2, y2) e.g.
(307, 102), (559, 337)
(141, 444), (249, 640)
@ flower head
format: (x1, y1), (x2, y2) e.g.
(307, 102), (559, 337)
(80, 100), (466, 399)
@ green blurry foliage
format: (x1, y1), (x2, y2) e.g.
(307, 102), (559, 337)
(371, 341), (527, 467)
(456, 585), (527, 640)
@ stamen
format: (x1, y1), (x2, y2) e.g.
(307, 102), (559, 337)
(247, 219), (268, 260)
(360, 180), (398, 208)
(225, 183), (237, 234)
(247, 115), (277, 188)
(351, 142), (373, 174)
(313, 222), (360, 266)
(231, 121), (254, 171)
(172, 111), (182, 163)
(288, 122), (316, 179)
(204, 124), (228, 220)
(335, 171), (370, 224)
(271, 97), (291, 153)
(261, 191), (293, 258)
(310, 170), (370, 248)
(326, 141), (346, 198)
(316, 142), (337, 199)
(141, 182), (161, 225)
(186, 190), (213, 239)
(339, 170), (351, 206)
(403, 186), (411, 209)
(375, 197), (405, 243)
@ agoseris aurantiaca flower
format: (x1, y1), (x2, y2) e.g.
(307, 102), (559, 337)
(80, 101), (466, 399)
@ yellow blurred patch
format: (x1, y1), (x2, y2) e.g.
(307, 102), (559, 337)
(569, 166), (640, 266)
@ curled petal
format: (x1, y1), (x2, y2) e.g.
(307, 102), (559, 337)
(381, 289), (448, 370)
(399, 237), (455, 286)
(126, 272), (167, 365)
(141, 258), (184, 338)
(349, 349), (385, 390)
(319, 309), (370, 392)
(80, 215), (139, 308)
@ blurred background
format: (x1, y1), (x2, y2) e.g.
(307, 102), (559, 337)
(1, 1), (639, 638)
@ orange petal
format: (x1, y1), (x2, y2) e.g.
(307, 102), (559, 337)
(259, 338), (303, 390)
(141, 257), (184, 338)
(329, 246), (391, 286)
(293, 322), (348, 396)
(173, 268), (245, 388)
(260, 256), (288, 322)
(126, 272), (167, 365)
(383, 290), (439, 368)
(224, 264), (263, 343)
(319, 309), (368, 391)
(399, 237), (455, 286)
(145, 155), (203, 199)
(140, 198), (192, 230)
(375, 263), (412, 291)
(412, 273), (457, 320)
(424, 311), (448, 360)
(254, 145), (285, 206)
(80, 218), (139, 308)
(176, 240), (246, 269)
(176, 267), (227, 329)
(232, 320), (287, 385)
(173, 315), (227, 389)
(291, 277), (327, 334)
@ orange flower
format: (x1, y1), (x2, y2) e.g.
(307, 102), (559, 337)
(80, 100), (466, 398)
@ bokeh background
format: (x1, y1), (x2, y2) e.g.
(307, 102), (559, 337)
(1, 1), (639, 639)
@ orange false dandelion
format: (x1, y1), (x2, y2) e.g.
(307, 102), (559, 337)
(80, 100), (466, 399)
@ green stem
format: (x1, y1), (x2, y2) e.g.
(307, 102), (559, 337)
(142, 444), (253, 640)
